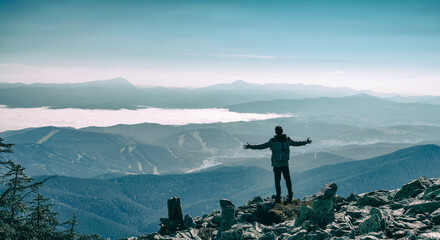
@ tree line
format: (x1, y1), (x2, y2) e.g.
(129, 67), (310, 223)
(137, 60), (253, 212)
(0, 138), (102, 240)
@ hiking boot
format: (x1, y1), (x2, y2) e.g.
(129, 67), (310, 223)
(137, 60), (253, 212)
(286, 194), (293, 203)
(275, 195), (281, 204)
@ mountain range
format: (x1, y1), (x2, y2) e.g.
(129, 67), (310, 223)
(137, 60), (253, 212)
(228, 94), (440, 126)
(1, 78), (440, 238)
(2, 120), (440, 178)
(32, 144), (440, 238)
(1, 126), (208, 177)
(1, 78), (439, 109)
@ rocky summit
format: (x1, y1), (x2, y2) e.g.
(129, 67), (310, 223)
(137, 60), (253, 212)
(127, 177), (440, 240)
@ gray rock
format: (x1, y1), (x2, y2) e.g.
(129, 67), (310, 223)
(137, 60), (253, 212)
(423, 180), (440, 200)
(369, 208), (382, 219)
(359, 236), (379, 240)
(184, 214), (195, 229)
(271, 220), (297, 232)
(306, 228), (330, 240)
(159, 218), (181, 231)
(404, 201), (440, 214)
(345, 206), (367, 219)
(246, 196), (264, 206)
(294, 205), (312, 227)
(168, 197), (184, 226)
(311, 183), (338, 227)
(259, 232), (277, 240)
(220, 199), (236, 231)
(416, 232), (440, 240)
(254, 202), (288, 225)
(357, 191), (389, 207)
(330, 237), (352, 240)
(168, 229), (202, 240)
(328, 226), (346, 237)
(315, 182), (338, 200)
(394, 177), (429, 201)
(221, 223), (262, 240)
(346, 193), (358, 202)
(429, 208), (440, 225)
(239, 213), (259, 223)
(406, 230), (417, 240)
(424, 189), (440, 201)
(357, 214), (384, 234)
(285, 229), (307, 240)
(392, 230), (407, 238)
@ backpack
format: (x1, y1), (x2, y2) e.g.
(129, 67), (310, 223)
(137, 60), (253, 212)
(272, 138), (290, 162)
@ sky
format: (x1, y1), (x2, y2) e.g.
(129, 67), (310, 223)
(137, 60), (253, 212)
(0, 0), (439, 95)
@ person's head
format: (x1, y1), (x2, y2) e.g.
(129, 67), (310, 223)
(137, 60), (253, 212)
(275, 125), (283, 135)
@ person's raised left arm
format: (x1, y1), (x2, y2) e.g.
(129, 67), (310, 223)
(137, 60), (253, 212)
(243, 140), (271, 150)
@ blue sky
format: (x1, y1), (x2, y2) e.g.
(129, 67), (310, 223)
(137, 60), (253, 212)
(0, 0), (439, 95)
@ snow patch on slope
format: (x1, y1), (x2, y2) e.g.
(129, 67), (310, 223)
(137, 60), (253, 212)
(37, 129), (59, 144)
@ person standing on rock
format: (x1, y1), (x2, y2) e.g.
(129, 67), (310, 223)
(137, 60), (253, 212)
(243, 125), (312, 204)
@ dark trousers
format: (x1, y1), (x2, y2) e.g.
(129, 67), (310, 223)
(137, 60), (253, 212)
(273, 166), (293, 197)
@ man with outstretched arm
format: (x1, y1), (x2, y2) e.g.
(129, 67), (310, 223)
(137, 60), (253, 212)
(243, 125), (312, 204)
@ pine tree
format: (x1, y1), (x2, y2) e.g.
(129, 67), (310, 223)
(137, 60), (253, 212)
(0, 138), (102, 239)
(0, 137), (13, 154)
(27, 193), (59, 238)
(63, 213), (79, 240)
(0, 138), (59, 239)
(0, 160), (48, 224)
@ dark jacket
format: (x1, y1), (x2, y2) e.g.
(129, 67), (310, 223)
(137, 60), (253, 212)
(249, 134), (308, 167)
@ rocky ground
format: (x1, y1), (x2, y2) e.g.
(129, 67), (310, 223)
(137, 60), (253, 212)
(124, 177), (440, 240)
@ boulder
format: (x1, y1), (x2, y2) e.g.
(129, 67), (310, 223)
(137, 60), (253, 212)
(221, 223), (262, 240)
(285, 229), (307, 240)
(424, 189), (440, 201)
(328, 223), (346, 237)
(345, 206), (367, 219)
(159, 218), (181, 231)
(170, 229), (201, 240)
(346, 193), (358, 202)
(220, 199), (236, 231)
(259, 232), (277, 240)
(369, 208), (382, 219)
(306, 228), (330, 240)
(394, 177), (429, 201)
(167, 197), (184, 226)
(311, 182), (338, 227)
(404, 201), (440, 214)
(357, 191), (389, 207)
(392, 230), (407, 238)
(416, 232), (440, 240)
(315, 182), (338, 199)
(423, 180), (440, 200)
(294, 205), (312, 227)
(245, 196), (264, 206)
(254, 201), (295, 225)
(428, 208), (440, 225)
(184, 215), (195, 229)
(357, 214), (384, 234)
(238, 213), (258, 223)
(293, 183), (338, 227)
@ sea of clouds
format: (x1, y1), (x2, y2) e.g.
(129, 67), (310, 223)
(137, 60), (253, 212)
(0, 106), (290, 132)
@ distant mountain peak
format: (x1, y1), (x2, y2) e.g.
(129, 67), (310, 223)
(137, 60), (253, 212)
(84, 77), (135, 88)
(230, 80), (250, 85)
(346, 93), (380, 99)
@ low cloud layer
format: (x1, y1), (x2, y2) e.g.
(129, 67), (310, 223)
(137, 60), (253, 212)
(0, 107), (290, 132)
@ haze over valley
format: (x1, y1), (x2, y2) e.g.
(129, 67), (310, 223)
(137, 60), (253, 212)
(1, 78), (440, 237)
